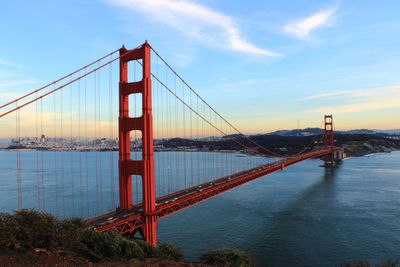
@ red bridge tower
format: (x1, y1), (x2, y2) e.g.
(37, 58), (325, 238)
(118, 42), (157, 245)
(323, 115), (335, 167)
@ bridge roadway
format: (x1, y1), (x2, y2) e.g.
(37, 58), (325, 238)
(87, 148), (341, 235)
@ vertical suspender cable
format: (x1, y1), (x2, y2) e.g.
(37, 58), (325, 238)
(15, 102), (22, 210)
(78, 78), (83, 217)
(109, 54), (115, 210)
(190, 88), (193, 187)
(60, 83), (65, 218)
(182, 82), (187, 188)
(40, 99), (45, 210)
(53, 90), (59, 216)
(94, 69), (99, 215)
(98, 63), (103, 213)
(85, 70), (90, 217)
(36, 92), (40, 209)
(70, 78), (75, 217)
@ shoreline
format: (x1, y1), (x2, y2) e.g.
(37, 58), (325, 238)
(1, 147), (399, 158)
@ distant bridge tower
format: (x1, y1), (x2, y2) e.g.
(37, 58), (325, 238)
(323, 115), (335, 167)
(118, 42), (157, 246)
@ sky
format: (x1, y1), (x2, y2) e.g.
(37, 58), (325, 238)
(1, 0), (400, 136)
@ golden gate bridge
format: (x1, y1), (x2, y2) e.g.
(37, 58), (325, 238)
(0, 41), (343, 246)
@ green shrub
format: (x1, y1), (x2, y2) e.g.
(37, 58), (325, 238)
(157, 242), (184, 261)
(376, 260), (399, 267)
(0, 212), (21, 251)
(78, 230), (145, 262)
(377, 260), (399, 267)
(200, 248), (253, 267)
(56, 217), (87, 249)
(340, 261), (372, 267)
(135, 239), (158, 258)
(0, 209), (61, 251)
(340, 260), (398, 267)
(0, 210), (186, 263)
(0, 209), (89, 252)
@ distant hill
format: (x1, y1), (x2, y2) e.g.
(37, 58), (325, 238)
(223, 134), (242, 139)
(267, 128), (322, 136)
(374, 129), (400, 134)
(266, 128), (400, 136)
(339, 129), (376, 135)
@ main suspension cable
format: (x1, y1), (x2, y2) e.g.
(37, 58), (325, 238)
(150, 45), (316, 158)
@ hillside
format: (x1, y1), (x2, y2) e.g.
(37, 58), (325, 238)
(159, 133), (400, 157)
(0, 210), (252, 267)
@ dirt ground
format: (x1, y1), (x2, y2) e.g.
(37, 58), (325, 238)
(0, 251), (210, 267)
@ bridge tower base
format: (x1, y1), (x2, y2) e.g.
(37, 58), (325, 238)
(119, 42), (157, 246)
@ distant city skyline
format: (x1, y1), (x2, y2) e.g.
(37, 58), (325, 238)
(1, 0), (399, 135)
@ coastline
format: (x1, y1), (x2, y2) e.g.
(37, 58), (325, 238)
(1, 146), (399, 158)
(2, 133), (400, 159)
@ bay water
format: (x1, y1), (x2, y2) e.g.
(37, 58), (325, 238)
(1, 150), (399, 266)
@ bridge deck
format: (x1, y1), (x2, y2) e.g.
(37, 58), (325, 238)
(87, 148), (341, 234)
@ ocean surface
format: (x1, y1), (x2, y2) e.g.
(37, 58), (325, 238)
(1, 150), (400, 266)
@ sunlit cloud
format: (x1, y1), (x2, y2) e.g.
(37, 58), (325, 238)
(0, 92), (22, 100)
(298, 89), (375, 101)
(107, 0), (281, 56)
(0, 80), (37, 89)
(310, 100), (400, 114)
(303, 84), (400, 113)
(0, 70), (16, 79)
(173, 53), (194, 67)
(0, 59), (22, 68)
(0, 108), (119, 138)
(284, 6), (338, 39)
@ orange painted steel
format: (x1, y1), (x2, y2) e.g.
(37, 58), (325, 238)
(95, 41), (343, 245)
(90, 147), (341, 238)
(323, 115), (335, 167)
(118, 42), (157, 245)
(0, 39), (344, 246)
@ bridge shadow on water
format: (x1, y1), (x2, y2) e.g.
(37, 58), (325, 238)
(241, 162), (345, 267)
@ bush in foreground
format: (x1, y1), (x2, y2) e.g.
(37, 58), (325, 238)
(0, 209), (159, 262)
(200, 248), (253, 267)
(78, 230), (145, 262)
(340, 260), (398, 267)
(156, 242), (184, 261)
(1, 209), (256, 265)
(0, 209), (85, 252)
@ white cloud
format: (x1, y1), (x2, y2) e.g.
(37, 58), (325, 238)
(0, 80), (37, 89)
(0, 60), (22, 68)
(284, 6), (338, 39)
(302, 84), (400, 113)
(298, 89), (374, 101)
(311, 99), (400, 113)
(0, 70), (16, 78)
(107, 0), (281, 56)
(173, 53), (194, 67)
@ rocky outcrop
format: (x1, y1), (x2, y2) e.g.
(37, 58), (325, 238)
(341, 139), (400, 157)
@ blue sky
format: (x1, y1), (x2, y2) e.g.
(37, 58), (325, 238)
(1, 0), (400, 133)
